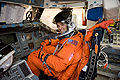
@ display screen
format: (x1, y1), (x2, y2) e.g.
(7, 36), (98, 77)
(0, 45), (14, 60)
(0, 33), (17, 45)
(19, 62), (31, 77)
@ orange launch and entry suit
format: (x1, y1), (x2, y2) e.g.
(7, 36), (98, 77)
(27, 32), (87, 80)
(27, 19), (114, 80)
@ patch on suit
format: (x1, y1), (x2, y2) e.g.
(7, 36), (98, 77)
(69, 53), (74, 61)
(67, 39), (78, 46)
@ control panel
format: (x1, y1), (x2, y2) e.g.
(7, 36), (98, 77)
(0, 21), (57, 80)
(0, 28), (57, 61)
(12, 31), (41, 60)
(0, 60), (39, 80)
(102, 21), (120, 47)
(99, 22), (120, 79)
(102, 31), (120, 46)
(11, 30), (56, 61)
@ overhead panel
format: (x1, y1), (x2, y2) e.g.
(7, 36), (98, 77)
(0, 0), (44, 7)
(50, 0), (86, 1)
(49, 0), (87, 8)
(66, 2), (85, 8)
(50, 0), (86, 3)
(0, 0), (87, 8)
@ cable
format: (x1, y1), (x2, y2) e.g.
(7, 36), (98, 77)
(97, 51), (108, 67)
(97, 45), (109, 67)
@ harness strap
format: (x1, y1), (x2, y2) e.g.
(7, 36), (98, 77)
(85, 50), (97, 80)
(38, 45), (43, 58)
(44, 54), (50, 62)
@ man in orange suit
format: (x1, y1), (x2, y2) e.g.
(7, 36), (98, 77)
(27, 9), (114, 80)
(27, 9), (88, 80)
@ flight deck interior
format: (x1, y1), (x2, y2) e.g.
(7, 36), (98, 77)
(0, 0), (120, 80)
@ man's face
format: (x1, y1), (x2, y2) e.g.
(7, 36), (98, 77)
(56, 22), (67, 34)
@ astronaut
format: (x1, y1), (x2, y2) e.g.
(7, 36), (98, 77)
(27, 9), (114, 80)
(27, 9), (89, 80)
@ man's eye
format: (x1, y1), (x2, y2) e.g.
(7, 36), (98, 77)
(57, 25), (60, 28)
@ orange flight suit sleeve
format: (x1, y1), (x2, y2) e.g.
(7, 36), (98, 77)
(41, 39), (59, 46)
(41, 39), (59, 54)
(50, 39), (59, 46)
(43, 45), (56, 54)
(46, 40), (81, 72)
(58, 63), (78, 80)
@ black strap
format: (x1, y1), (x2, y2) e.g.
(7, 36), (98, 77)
(85, 28), (104, 80)
(38, 45), (43, 58)
(41, 53), (44, 61)
(42, 54), (54, 76)
(85, 50), (97, 80)
(44, 54), (50, 62)
(38, 51), (41, 58)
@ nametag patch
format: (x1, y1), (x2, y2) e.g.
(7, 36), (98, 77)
(82, 65), (88, 72)
(67, 39), (78, 46)
(69, 53), (74, 61)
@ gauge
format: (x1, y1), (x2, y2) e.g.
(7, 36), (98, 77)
(26, 33), (32, 40)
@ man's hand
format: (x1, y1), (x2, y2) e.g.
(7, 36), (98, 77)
(43, 39), (51, 45)
(40, 39), (51, 47)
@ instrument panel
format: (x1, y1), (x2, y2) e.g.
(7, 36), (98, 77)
(0, 28), (57, 61)
(0, 60), (39, 80)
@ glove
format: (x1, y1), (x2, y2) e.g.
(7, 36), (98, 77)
(40, 40), (49, 50)
(41, 39), (51, 46)
(40, 50), (50, 62)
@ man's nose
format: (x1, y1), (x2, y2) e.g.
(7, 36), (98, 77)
(58, 26), (61, 29)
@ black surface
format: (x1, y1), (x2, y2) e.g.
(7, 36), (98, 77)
(19, 62), (31, 77)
